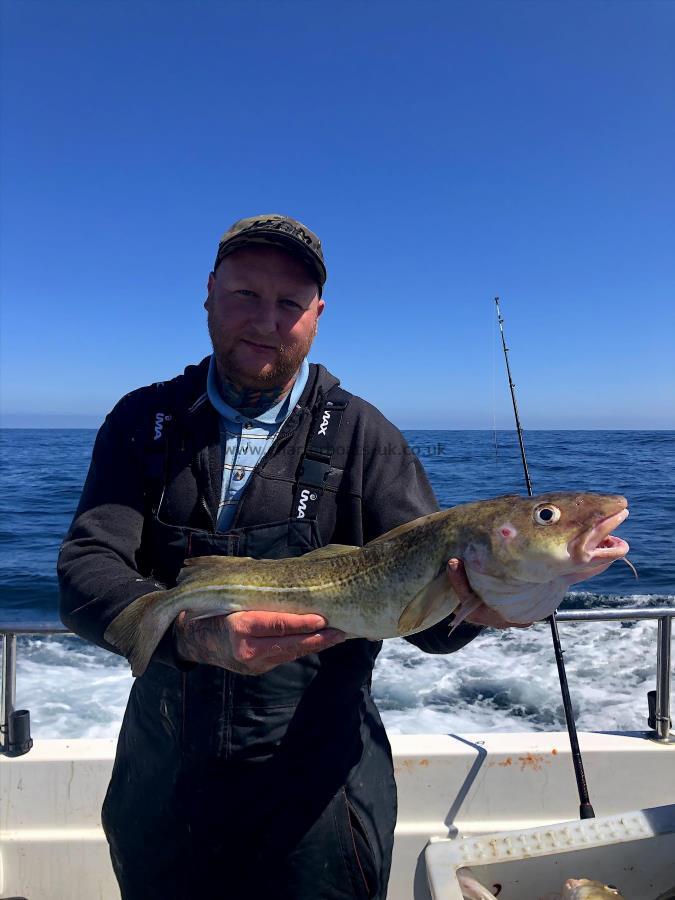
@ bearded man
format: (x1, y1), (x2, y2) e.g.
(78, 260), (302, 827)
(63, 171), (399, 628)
(59, 214), (506, 900)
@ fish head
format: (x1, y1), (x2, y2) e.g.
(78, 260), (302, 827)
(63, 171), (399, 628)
(458, 492), (629, 584)
(453, 492), (629, 622)
(562, 877), (624, 899)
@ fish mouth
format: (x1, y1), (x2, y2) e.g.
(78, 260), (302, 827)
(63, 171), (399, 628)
(568, 505), (630, 566)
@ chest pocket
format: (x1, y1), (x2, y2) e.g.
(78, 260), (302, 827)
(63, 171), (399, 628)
(236, 518), (322, 560)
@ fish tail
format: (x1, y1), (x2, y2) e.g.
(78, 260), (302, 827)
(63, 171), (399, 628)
(103, 589), (169, 677)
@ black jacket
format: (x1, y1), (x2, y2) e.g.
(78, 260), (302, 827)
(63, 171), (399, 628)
(57, 357), (481, 900)
(58, 356), (480, 661)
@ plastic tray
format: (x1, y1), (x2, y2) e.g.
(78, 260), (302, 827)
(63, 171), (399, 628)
(425, 804), (675, 899)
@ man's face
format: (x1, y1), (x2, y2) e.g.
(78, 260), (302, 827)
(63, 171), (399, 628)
(205, 245), (325, 390)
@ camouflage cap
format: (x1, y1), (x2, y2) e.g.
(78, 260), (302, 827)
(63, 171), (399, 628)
(214, 214), (326, 294)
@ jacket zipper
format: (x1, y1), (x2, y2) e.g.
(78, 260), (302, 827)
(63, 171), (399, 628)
(200, 495), (216, 532)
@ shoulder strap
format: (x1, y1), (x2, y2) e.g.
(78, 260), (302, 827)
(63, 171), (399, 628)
(291, 384), (352, 521)
(141, 380), (177, 516)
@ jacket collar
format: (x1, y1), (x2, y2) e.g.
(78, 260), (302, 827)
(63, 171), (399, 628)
(172, 356), (341, 527)
(175, 355), (340, 420)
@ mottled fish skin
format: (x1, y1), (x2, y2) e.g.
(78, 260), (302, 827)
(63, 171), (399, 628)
(562, 878), (625, 899)
(104, 492), (630, 676)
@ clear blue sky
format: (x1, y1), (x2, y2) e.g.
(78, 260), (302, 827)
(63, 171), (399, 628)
(1, 0), (673, 429)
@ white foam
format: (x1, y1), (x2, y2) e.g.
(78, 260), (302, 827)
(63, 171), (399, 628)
(15, 637), (132, 740)
(377, 593), (673, 735)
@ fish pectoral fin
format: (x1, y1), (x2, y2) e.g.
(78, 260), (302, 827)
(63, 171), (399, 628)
(181, 608), (242, 623)
(448, 595), (483, 636)
(397, 570), (460, 636)
(301, 544), (360, 560)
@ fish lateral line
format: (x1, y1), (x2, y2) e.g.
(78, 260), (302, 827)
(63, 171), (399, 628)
(174, 548), (414, 594)
(189, 582), (344, 595)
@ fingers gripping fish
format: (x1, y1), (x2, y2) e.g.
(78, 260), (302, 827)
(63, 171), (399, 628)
(104, 492), (631, 676)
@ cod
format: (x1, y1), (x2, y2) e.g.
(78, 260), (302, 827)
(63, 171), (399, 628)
(562, 879), (625, 899)
(105, 492), (631, 677)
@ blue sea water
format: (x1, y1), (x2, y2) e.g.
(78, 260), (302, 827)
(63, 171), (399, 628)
(1, 428), (674, 738)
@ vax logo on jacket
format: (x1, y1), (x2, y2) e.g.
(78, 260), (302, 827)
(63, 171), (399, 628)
(318, 410), (331, 436)
(154, 413), (172, 441)
(296, 488), (317, 518)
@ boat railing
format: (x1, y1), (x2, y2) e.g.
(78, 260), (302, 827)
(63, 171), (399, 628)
(1, 607), (673, 756)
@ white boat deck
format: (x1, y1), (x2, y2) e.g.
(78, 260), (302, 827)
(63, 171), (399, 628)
(2, 730), (674, 899)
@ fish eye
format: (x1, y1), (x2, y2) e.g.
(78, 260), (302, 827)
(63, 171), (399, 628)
(533, 504), (561, 525)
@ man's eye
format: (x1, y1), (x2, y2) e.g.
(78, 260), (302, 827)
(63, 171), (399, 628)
(280, 298), (302, 310)
(237, 289), (255, 297)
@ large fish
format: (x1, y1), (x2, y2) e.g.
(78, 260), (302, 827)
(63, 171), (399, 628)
(105, 492), (630, 676)
(562, 878), (625, 899)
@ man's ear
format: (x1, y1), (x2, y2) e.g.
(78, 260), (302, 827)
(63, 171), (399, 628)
(204, 271), (216, 309)
(316, 297), (326, 318)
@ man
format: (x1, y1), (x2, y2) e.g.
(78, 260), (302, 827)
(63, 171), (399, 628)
(58, 214), (513, 900)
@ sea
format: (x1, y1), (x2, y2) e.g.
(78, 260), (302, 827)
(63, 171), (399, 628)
(1, 428), (674, 740)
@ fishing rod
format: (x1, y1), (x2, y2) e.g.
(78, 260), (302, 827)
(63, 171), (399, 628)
(494, 296), (595, 820)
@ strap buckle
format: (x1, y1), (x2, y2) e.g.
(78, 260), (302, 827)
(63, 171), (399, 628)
(298, 456), (332, 489)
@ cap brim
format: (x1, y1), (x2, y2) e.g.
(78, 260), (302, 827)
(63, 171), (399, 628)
(216, 233), (326, 289)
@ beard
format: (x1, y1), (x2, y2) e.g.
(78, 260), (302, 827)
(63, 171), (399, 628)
(207, 306), (318, 391)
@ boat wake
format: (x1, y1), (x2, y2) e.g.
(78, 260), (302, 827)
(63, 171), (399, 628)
(10, 592), (673, 740)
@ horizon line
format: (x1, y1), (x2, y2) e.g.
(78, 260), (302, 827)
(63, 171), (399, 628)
(2, 425), (673, 433)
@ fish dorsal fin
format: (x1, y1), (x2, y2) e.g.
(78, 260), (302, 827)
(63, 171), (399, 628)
(367, 509), (449, 546)
(182, 555), (255, 567)
(177, 554), (257, 584)
(301, 544), (360, 560)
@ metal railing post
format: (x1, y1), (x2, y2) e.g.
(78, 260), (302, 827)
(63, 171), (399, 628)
(655, 615), (673, 743)
(1, 632), (17, 753)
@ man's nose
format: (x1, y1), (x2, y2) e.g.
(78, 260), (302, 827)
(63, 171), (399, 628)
(249, 299), (278, 335)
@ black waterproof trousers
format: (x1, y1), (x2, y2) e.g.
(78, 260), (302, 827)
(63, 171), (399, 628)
(101, 516), (395, 900)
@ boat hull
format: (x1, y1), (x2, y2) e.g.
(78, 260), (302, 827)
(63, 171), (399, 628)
(1, 732), (674, 899)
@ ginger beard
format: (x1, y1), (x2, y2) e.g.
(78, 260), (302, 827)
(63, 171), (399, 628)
(206, 300), (319, 391)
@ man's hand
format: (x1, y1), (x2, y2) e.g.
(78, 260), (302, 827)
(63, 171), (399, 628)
(174, 610), (346, 675)
(446, 558), (534, 629)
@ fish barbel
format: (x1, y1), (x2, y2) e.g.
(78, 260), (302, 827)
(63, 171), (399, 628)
(562, 878), (625, 899)
(104, 492), (630, 676)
